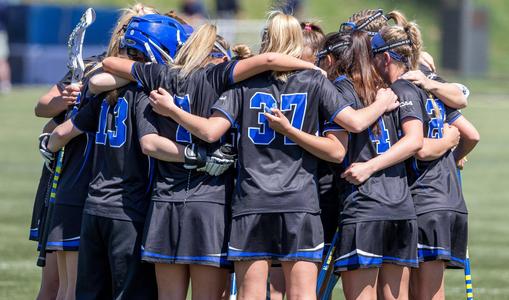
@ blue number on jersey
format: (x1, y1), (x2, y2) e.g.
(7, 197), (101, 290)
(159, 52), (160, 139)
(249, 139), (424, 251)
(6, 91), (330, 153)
(281, 93), (307, 145)
(369, 117), (391, 154)
(248, 92), (277, 145)
(426, 98), (445, 139)
(174, 95), (192, 143)
(95, 98), (128, 147)
(248, 92), (307, 145)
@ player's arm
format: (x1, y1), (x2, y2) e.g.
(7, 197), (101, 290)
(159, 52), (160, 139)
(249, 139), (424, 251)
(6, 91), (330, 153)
(148, 88), (231, 143)
(35, 84), (80, 118)
(231, 52), (325, 82)
(47, 119), (83, 152)
(342, 118), (423, 185)
(88, 70), (131, 94)
(101, 57), (135, 80)
(415, 124), (460, 161)
(264, 108), (347, 163)
(400, 70), (468, 109)
(450, 115), (480, 162)
(139, 134), (185, 162)
(333, 88), (399, 133)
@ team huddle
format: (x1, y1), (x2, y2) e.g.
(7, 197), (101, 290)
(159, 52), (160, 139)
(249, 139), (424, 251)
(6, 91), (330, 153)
(30, 3), (480, 300)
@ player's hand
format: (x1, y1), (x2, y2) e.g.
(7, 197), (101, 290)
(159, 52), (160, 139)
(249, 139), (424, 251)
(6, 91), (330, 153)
(149, 87), (176, 117)
(38, 133), (56, 172)
(456, 157), (468, 170)
(264, 108), (293, 134)
(202, 143), (237, 176)
(443, 124), (460, 149)
(61, 84), (82, 106)
(184, 143), (236, 176)
(419, 51), (436, 73)
(400, 70), (431, 90)
(341, 162), (375, 185)
(376, 88), (399, 113)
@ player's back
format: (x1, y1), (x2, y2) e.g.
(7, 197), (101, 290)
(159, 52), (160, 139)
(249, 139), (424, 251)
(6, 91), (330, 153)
(212, 69), (342, 217)
(72, 83), (154, 222)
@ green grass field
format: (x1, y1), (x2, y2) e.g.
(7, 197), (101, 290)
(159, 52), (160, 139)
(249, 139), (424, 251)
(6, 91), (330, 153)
(0, 87), (508, 299)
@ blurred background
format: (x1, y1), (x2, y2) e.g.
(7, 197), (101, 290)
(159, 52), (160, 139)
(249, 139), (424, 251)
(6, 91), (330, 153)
(0, 0), (508, 299)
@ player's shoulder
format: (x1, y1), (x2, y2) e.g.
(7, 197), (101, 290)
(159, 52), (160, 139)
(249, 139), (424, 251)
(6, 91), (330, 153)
(391, 79), (422, 98)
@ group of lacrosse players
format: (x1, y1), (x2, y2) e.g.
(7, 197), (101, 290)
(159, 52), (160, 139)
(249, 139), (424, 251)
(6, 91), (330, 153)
(30, 3), (480, 300)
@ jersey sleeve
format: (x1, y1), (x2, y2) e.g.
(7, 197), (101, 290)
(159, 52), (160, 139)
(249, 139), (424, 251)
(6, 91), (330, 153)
(317, 76), (352, 123)
(71, 97), (102, 133)
(211, 88), (241, 128)
(393, 81), (424, 123)
(445, 105), (462, 124)
(131, 62), (171, 91)
(135, 93), (159, 139)
(206, 60), (239, 92)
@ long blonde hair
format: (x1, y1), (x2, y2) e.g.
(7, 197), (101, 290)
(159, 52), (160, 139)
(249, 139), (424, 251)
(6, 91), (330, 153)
(260, 11), (303, 81)
(172, 24), (234, 78)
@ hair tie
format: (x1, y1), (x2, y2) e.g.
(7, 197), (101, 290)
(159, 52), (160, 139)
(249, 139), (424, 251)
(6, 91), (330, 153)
(304, 24), (312, 31)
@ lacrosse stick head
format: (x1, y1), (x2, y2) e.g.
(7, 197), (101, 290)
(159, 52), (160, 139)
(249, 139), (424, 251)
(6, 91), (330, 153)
(67, 8), (96, 84)
(121, 14), (193, 64)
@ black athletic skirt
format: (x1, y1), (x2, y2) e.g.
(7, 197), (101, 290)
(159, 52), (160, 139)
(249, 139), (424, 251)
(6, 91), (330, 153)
(333, 219), (418, 272)
(417, 210), (468, 269)
(142, 201), (231, 268)
(228, 212), (324, 263)
(46, 204), (84, 251)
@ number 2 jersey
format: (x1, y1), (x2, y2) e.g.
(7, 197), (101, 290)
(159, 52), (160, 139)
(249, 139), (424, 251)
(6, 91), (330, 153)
(406, 67), (467, 215)
(72, 83), (157, 223)
(212, 69), (344, 217)
(326, 78), (422, 224)
(130, 61), (238, 204)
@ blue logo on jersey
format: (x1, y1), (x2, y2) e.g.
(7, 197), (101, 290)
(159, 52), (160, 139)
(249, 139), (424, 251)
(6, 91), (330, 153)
(247, 92), (307, 145)
(426, 98), (445, 139)
(368, 117), (391, 154)
(95, 98), (128, 148)
(174, 94), (192, 143)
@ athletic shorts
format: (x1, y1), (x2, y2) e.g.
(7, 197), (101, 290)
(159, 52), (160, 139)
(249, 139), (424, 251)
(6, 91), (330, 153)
(228, 212), (324, 263)
(46, 204), (84, 251)
(333, 219), (419, 272)
(29, 167), (52, 242)
(417, 210), (468, 269)
(142, 201), (231, 268)
(76, 214), (157, 300)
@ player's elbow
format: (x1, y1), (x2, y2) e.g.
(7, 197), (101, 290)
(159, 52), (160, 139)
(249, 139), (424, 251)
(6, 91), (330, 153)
(415, 148), (433, 161)
(102, 58), (115, 73)
(88, 76), (103, 95)
(140, 136), (157, 156)
(201, 132), (222, 143)
(329, 150), (345, 164)
(465, 128), (481, 145)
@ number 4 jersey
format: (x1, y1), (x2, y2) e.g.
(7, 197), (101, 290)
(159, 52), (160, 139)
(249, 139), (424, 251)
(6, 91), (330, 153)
(72, 83), (158, 223)
(326, 78), (423, 224)
(212, 69), (344, 217)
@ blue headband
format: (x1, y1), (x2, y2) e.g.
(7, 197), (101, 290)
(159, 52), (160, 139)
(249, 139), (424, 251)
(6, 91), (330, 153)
(371, 32), (411, 63)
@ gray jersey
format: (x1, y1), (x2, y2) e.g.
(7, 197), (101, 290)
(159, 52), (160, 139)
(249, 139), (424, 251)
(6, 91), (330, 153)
(405, 86), (467, 214)
(72, 84), (157, 222)
(332, 78), (422, 224)
(212, 70), (345, 217)
(131, 62), (238, 204)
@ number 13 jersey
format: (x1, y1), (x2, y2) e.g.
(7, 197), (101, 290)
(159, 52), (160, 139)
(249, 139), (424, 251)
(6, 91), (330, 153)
(212, 70), (345, 217)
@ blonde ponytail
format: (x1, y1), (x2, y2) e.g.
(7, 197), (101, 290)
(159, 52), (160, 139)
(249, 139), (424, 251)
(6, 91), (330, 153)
(172, 24), (217, 78)
(386, 10), (408, 27)
(260, 11), (303, 81)
(232, 44), (253, 59)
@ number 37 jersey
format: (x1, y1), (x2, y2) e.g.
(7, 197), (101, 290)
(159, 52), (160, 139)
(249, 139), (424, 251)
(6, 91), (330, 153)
(212, 70), (344, 217)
